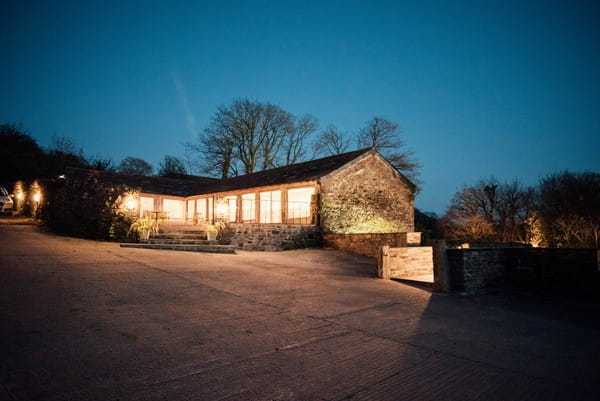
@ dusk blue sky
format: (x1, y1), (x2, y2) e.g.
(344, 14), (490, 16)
(1, 1), (598, 214)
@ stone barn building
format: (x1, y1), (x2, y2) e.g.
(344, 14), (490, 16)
(66, 148), (419, 253)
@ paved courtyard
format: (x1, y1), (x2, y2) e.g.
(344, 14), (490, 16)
(1, 220), (599, 400)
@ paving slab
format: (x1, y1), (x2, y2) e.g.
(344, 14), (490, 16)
(1, 220), (599, 400)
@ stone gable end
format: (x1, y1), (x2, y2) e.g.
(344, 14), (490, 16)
(319, 153), (415, 234)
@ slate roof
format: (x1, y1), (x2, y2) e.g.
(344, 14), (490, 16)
(63, 147), (412, 197)
(196, 147), (375, 195)
(63, 167), (217, 197)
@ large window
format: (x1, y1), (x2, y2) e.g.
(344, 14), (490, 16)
(186, 200), (195, 220)
(260, 190), (281, 223)
(287, 187), (314, 224)
(241, 193), (256, 222)
(225, 196), (237, 222)
(196, 198), (207, 221)
(163, 199), (185, 219)
(140, 197), (154, 217)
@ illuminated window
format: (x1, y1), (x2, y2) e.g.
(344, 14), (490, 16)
(163, 199), (185, 219)
(226, 196), (237, 222)
(241, 193), (255, 222)
(196, 198), (207, 221)
(260, 190), (281, 223)
(186, 200), (195, 220)
(287, 187), (314, 224)
(140, 197), (154, 217)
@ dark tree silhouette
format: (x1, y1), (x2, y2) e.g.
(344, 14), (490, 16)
(440, 177), (536, 244)
(312, 125), (350, 157)
(158, 155), (187, 177)
(0, 123), (46, 182)
(538, 171), (600, 248)
(357, 117), (420, 182)
(185, 98), (317, 178)
(117, 156), (154, 176)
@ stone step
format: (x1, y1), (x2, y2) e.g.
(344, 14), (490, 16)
(152, 234), (208, 240)
(157, 230), (206, 235)
(119, 243), (236, 254)
(147, 239), (218, 245)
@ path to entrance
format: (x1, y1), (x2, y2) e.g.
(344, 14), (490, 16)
(1, 220), (599, 400)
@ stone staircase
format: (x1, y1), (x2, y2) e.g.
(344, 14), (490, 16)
(120, 228), (236, 254)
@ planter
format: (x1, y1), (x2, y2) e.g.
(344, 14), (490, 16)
(139, 229), (151, 241)
(207, 231), (217, 241)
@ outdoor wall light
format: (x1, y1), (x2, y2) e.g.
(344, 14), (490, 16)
(33, 192), (41, 203)
(16, 192), (24, 201)
(126, 198), (137, 210)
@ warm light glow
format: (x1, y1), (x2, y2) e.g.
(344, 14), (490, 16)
(126, 199), (137, 210)
(241, 193), (255, 221)
(16, 192), (24, 200)
(216, 202), (229, 216)
(287, 187), (313, 220)
(58, 174), (66, 179)
(260, 190), (281, 223)
(33, 193), (41, 203)
(162, 199), (185, 219)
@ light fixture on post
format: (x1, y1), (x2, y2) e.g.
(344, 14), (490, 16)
(32, 192), (41, 203)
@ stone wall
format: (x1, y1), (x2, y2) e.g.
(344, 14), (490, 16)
(504, 248), (600, 299)
(388, 247), (433, 278)
(445, 247), (600, 298)
(226, 223), (321, 251)
(319, 153), (415, 235)
(323, 232), (409, 258)
(377, 245), (433, 280)
(447, 249), (506, 294)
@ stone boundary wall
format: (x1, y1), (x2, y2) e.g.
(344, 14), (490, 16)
(324, 232), (422, 258)
(226, 223), (322, 251)
(446, 249), (506, 294)
(446, 248), (600, 298)
(504, 248), (600, 299)
(378, 246), (433, 279)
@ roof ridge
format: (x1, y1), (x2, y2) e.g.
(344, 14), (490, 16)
(219, 147), (373, 183)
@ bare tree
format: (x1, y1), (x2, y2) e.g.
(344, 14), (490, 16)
(357, 117), (420, 181)
(282, 114), (319, 165)
(185, 98), (317, 178)
(117, 156), (153, 176)
(441, 178), (536, 244)
(158, 155), (187, 177)
(185, 106), (238, 178)
(48, 134), (83, 156)
(538, 171), (600, 248)
(45, 134), (88, 173)
(258, 103), (294, 170)
(87, 156), (114, 171)
(312, 125), (350, 157)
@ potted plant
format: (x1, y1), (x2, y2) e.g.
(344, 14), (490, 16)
(206, 221), (226, 241)
(206, 224), (217, 241)
(128, 217), (157, 242)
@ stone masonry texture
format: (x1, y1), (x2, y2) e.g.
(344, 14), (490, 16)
(319, 153), (415, 235)
(227, 223), (322, 251)
(388, 247), (434, 278)
(323, 232), (408, 257)
(446, 247), (600, 298)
